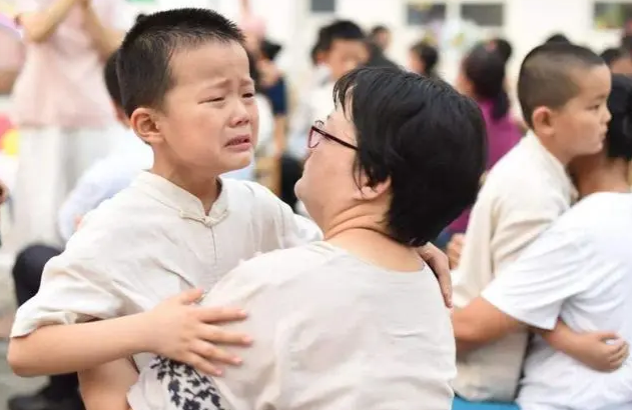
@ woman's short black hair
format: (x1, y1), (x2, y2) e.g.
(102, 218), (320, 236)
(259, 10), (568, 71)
(333, 67), (487, 246)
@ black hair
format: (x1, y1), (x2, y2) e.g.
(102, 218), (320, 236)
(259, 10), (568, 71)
(517, 43), (606, 127)
(463, 43), (509, 121)
(318, 20), (365, 52)
(247, 52), (260, 92)
(410, 41), (439, 77)
(491, 37), (512, 63)
(260, 39), (282, 61)
(605, 74), (632, 161)
(545, 33), (571, 44)
(370, 25), (389, 37)
(601, 47), (627, 66)
(333, 67), (486, 246)
(117, 8), (245, 117)
(621, 34), (632, 52)
(104, 50), (122, 108)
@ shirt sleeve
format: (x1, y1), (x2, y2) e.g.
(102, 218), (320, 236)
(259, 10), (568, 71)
(249, 181), (323, 247)
(278, 201), (322, 246)
(10, 226), (126, 338)
(58, 160), (113, 243)
(482, 226), (591, 331)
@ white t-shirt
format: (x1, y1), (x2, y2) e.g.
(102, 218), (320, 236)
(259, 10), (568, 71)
(129, 242), (456, 410)
(484, 192), (632, 410)
(11, 172), (322, 369)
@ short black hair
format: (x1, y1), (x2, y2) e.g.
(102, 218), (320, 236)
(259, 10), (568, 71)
(621, 34), (632, 52)
(104, 51), (122, 108)
(334, 67), (486, 246)
(491, 37), (512, 63)
(463, 43), (509, 121)
(517, 43), (605, 127)
(370, 25), (389, 37)
(410, 41), (439, 77)
(606, 74), (632, 161)
(545, 33), (571, 44)
(601, 47), (627, 66)
(318, 20), (365, 52)
(117, 8), (245, 117)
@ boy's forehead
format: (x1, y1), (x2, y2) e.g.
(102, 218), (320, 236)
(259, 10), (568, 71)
(568, 65), (611, 99)
(168, 41), (249, 80)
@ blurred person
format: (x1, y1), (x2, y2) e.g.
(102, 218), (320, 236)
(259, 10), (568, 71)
(11, 0), (131, 248)
(437, 44), (521, 248)
(451, 43), (611, 403)
(366, 25), (396, 69)
(490, 37), (512, 64)
(409, 40), (439, 77)
(284, 20), (366, 210)
(286, 19), (366, 161)
(601, 47), (632, 75)
(0, 27), (23, 94)
(369, 24), (391, 51)
(453, 73), (632, 410)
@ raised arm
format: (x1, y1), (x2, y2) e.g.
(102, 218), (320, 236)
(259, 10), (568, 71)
(80, 0), (124, 61)
(17, 0), (78, 43)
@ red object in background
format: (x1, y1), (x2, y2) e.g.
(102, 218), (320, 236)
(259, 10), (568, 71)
(0, 114), (12, 139)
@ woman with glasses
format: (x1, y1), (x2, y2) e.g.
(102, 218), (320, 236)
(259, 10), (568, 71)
(126, 66), (487, 410)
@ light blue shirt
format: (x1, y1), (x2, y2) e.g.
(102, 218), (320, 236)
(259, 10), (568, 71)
(58, 129), (153, 242)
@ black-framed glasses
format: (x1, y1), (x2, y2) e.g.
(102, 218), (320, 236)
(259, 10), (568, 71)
(308, 120), (358, 150)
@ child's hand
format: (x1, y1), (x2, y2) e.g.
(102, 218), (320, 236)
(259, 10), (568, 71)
(447, 234), (464, 270)
(572, 331), (629, 372)
(143, 289), (252, 377)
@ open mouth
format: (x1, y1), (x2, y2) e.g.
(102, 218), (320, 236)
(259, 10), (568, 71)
(226, 136), (251, 146)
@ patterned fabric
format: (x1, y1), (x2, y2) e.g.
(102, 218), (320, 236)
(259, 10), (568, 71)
(151, 357), (233, 410)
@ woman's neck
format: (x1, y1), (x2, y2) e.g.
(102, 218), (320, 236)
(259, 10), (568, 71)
(324, 214), (423, 272)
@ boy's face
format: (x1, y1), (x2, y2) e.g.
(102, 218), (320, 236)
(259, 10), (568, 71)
(323, 39), (367, 81)
(151, 41), (258, 176)
(545, 65), (611, 163)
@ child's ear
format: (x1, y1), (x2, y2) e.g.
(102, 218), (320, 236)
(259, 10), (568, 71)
(531, 106), (555, 138)
(130, 108), (163, 145)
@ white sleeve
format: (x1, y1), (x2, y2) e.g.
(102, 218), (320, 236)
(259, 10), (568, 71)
(10, 226), (125, 337)
(58, 161), (112, 242)
(279, 202), (322, 246)
(482, 226), (592, 331)
(248, 181), (323, 247)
